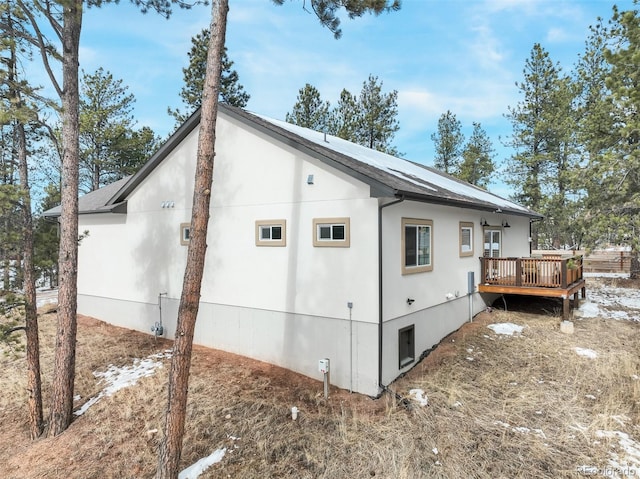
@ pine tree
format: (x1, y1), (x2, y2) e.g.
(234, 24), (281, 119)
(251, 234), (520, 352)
(543, 75), (579, 249)
(16, 0), (202, 439)
(169, 28), (249, 125)
(272, 0), (400, 39)
(156, 1), (230, 476)
(328, 88), (360, 140)
(573, 17), (615, 251)
(457, 122), (495, 188)
(327, 75), (400, 155)
(505, 44), (577, 248)
(431, 110), (464, 174)
(158, 2), (401, 477)
(585, 5), (640, 275)
(0, 1), (44, 438)
(34, 184), (60, 287)
(0, 126), (20, 292)
(79, 68), (158, 192)
(285, 83), (331, 131)
(356, 74), (400, 155)
(575, 18), (617, 166)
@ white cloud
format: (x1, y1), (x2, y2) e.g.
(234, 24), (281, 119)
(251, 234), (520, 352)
(469, 24), (506, 67)
(546, 27), (573, 43)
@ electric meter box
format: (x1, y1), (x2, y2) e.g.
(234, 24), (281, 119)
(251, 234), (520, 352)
(318, 358), (330, 374)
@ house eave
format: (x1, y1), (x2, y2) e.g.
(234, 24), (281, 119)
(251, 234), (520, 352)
(100, 104), (538, 215)
(396, 190), (543, 219)
(43, 201), (127, 218)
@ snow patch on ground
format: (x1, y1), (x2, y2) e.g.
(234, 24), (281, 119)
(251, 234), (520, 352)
(494, 420), (546, 439)
(576, 284), (640, 322)
(179, 435), (242, 478)
(595, 430), (640, 476)
(179, 448), (227, 479)
(487, 323), (524, 336)
(574, 347), (598, 359)
(74, 350), (171, 417)
(409, 388), (428, 406)
(574, 416), (640, 477)
(584, 272), (630, 279)
(36, 289), (58, 308)
(577, 302), (601, 318)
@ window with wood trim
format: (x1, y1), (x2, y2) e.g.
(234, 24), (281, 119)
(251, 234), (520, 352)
(460, 222), (474, 257)
(402, 218), (433, 274)
(255, 220), (286, 247)
(313, 217), (350, 247)
(483, 229), (501, 258)
(180, 223), (190, 246)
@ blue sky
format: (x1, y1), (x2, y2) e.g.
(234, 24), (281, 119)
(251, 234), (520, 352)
(66, 0), (634, 195)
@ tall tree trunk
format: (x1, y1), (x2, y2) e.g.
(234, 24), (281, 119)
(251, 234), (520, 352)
(14, 252), (24, 290)
(156, 1), (228, 477)
(16, 120), (44, 438)
(49, 2), (82, 437)
(631, 252), (639, 280)
(2, 256), (9, 291)
(8, 5), (44, 435)
(92, 162), (100, 192)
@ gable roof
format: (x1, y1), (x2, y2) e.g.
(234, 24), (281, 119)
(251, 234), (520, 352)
(48, 104), (541, 219)
(246, 110), (538, 217)
(43, 176), (129, 217)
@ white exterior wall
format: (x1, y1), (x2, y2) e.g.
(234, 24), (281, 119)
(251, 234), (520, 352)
(76, 110), (534, 396)
(379, 200), (531, 386)
(77, 112), (382, 395)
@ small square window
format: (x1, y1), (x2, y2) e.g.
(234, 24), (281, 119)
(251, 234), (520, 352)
(255, 220), (286, 247)
(332, 225), (345, 240)
(180, 223), (190, 246)
(319, 225), (331, 240)
(313, 218), (350, 247)
(460, 222), (474, 257)
(399, 325), (415, 368)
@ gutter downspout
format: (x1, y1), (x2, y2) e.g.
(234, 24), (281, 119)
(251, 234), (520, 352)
(378, 196), (405, 392)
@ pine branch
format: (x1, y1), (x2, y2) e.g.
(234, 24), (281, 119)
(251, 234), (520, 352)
(16, 0), (63, 98)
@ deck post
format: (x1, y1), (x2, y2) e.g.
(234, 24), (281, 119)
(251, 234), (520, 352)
(515, 258), (522, 287)
(480, 257), (487, 283)
(563, 297), (570, 320)
(561, 260), (568, 289)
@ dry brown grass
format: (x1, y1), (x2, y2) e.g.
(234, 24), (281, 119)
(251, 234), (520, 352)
(0, 281), (639, 478)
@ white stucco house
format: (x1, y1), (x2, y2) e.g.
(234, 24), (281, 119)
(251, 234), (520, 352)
(46, 104), (541, 396)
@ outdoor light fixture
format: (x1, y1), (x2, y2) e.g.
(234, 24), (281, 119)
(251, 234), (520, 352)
(502, 220), (511, 228)
(407, 298), (415, 305)
(480, 218), (488, 226)
(307, 174), (314, 185)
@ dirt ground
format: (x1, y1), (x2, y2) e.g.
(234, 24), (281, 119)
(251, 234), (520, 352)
(0, 278), (639, 478)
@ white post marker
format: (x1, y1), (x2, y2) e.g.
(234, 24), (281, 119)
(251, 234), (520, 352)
(318, 358), (330, 399)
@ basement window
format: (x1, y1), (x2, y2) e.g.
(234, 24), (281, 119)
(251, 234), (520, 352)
(399, 325), (415, 368)
(313, 217), (350, 247)
(180, 223), (190, 246)
(255, 220), (286, 247)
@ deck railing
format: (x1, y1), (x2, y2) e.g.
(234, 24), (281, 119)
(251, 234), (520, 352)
(479, 255), (583, 289)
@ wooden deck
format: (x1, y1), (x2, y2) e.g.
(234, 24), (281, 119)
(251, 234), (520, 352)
(478, 255), (586, 319)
